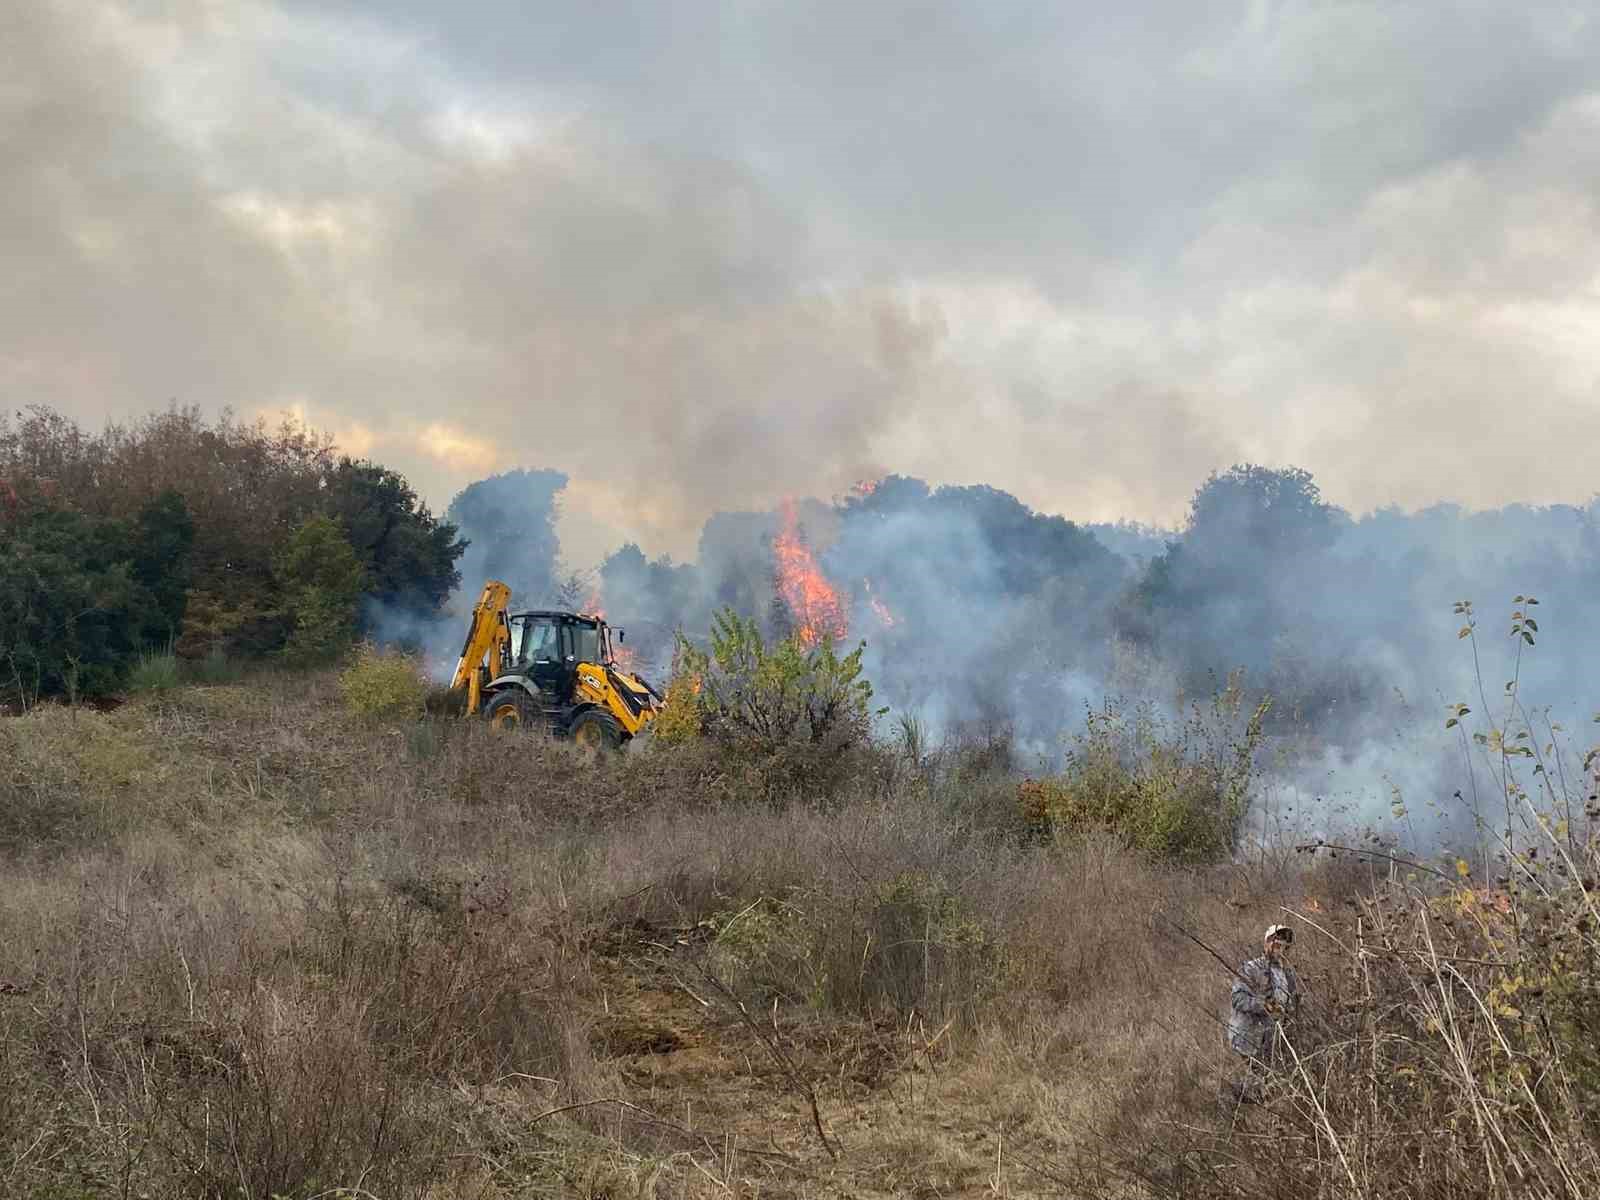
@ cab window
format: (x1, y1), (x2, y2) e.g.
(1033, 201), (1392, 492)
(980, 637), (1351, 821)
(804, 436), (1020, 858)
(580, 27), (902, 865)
(516, 617), (559, 663)
(568, 621), (601, 665)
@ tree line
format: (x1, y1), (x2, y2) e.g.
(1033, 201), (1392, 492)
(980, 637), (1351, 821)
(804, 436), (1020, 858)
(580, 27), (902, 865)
(1, 406), (464, 705)
(595, 464), (1600, 746)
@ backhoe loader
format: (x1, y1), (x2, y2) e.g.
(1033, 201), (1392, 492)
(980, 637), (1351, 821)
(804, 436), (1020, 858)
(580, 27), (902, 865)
(449, 580), (662, 750)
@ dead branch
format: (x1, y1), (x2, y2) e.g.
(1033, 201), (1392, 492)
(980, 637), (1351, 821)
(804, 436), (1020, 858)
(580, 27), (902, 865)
(690, 960), (841, 1161)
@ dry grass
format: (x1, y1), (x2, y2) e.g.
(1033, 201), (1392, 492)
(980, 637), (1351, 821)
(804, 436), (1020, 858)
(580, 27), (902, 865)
(1, 667), (1593, 1197)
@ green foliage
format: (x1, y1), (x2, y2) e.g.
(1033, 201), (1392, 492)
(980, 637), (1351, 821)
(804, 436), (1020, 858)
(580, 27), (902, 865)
(174, 587), (267, 661)
(661, 610), (883, 799)
(1256, 807), (1600, 1198)
(183, 644), (245, 685)
(276, 516), (366, 665)
(338, 642), (427, 721)
(2, 404), (461, 673)
(2, 406), (337, 654)
(651, 675), (707, 745)
(894, 711), (928, 766)
(0, 504), (168, 704)
(1184, 463), (1343, 559)
(129, 489), (195, 640)
(1020, 680), (1268, 862)
(127, 646), (180, 693)
(282, 586), (354, 665)
(322, 457), (464, 623)
(1115, 463), (1359, 722)
(674, 608), (878, 754)
(837, 475), (1122, 600)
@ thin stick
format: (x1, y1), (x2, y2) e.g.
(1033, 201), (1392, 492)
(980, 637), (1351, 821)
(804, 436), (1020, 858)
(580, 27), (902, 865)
(1157, 915), (1255, 988)
(1294, 843), (1453, 881)
(1277, 1025), (1360, 1195)
(693, 961), (840, 1160)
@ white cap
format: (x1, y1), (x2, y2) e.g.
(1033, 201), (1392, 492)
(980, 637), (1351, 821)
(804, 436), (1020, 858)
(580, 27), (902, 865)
(1264, 924), (1294, 944)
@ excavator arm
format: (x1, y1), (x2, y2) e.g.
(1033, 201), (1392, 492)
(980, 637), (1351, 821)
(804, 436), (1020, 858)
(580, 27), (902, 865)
(450, 580), (513, 715)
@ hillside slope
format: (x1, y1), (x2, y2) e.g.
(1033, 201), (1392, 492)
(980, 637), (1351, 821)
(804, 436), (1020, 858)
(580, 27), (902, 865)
(1, 671), (1587, 1198)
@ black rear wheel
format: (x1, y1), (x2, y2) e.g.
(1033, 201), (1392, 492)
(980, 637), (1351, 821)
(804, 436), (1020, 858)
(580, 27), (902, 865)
(568, 708), (622, 755)
(484, 690), (539, 733)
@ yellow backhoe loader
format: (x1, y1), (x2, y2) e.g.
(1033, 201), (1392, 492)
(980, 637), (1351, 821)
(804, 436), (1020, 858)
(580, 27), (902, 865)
(449, 580), (662, 750)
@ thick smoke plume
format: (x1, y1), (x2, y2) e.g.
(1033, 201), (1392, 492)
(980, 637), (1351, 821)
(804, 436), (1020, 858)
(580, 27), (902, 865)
(400, 455), (1598, 859)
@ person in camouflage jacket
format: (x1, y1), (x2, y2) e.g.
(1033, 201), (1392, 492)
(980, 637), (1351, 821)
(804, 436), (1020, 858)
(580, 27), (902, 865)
(1225, 924), (1301, 1101)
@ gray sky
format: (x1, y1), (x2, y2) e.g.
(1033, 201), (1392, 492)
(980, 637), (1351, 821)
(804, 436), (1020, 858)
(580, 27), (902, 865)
(7, 1), (1600, 561)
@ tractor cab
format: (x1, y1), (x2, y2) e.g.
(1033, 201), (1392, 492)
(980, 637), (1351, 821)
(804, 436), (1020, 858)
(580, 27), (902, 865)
(506, 610), (618, 701)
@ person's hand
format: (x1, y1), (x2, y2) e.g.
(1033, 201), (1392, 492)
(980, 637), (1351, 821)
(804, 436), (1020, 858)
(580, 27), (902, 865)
(1264, 999), (1284, 1019)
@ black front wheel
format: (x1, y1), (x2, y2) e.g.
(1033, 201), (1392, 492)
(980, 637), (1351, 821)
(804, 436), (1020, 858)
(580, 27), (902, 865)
(568, 709), (623, 755)
(484, 690), (539, 733)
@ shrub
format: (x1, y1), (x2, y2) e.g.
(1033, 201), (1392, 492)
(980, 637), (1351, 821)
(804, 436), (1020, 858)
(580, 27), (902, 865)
(0, 505), (171, 705)
(126, 646), (179, 693)
(1020, 679), (1267, 862)
(650, 674), (706, 745)
(1105, 606), (1600, 1199)
(423, 682), (467, 716)
(675, 609), (877, 750)
(182, 644), (245, 684)
(129, 489), (195, 642)
(709, 869), (1002, 1025)
(338, 642), (426, 720)
(1152, 852), (1600, 1200)
(664, 610), (885, 799)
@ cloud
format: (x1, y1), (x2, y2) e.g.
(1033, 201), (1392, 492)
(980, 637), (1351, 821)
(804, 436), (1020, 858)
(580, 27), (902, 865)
(6, 0), (1600, 564)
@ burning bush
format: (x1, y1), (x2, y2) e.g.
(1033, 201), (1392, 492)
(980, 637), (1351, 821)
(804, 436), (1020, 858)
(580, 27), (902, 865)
(668, 608), (881, 796)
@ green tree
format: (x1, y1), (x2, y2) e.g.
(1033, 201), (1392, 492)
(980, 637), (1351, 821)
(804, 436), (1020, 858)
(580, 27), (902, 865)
(130, 490), (194, 642)
(1116, 464), (1348, 683)
(275, 516), (366, 664)
(321, 458), (465, 623)
(1183, 463), (1344, 562)
(0, 505), (158, 704)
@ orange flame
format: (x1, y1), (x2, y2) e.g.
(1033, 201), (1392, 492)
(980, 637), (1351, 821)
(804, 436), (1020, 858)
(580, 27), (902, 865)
(774, 500), (849, 648)
(864, 578), (897, 628)
(579, 582), (639, 671)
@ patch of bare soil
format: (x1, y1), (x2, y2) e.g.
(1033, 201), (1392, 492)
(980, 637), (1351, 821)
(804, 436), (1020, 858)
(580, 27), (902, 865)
(581, 919), (1064, 1198)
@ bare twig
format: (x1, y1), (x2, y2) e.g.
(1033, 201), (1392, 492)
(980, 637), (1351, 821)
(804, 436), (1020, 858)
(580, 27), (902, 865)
(664, 970), (712, 1009)
(1156, 915), (1255, 988)
(1293, 843), (1453, 881)
(691, 961), (840, 1161)
(1277, 1024), (1361, 1195)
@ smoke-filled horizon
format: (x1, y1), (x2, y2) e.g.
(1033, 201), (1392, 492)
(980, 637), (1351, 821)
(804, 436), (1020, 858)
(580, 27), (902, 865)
(13, 1), (1600, 857)
(424, 457), (1599, 856)
(12, 3), (1600, 564)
